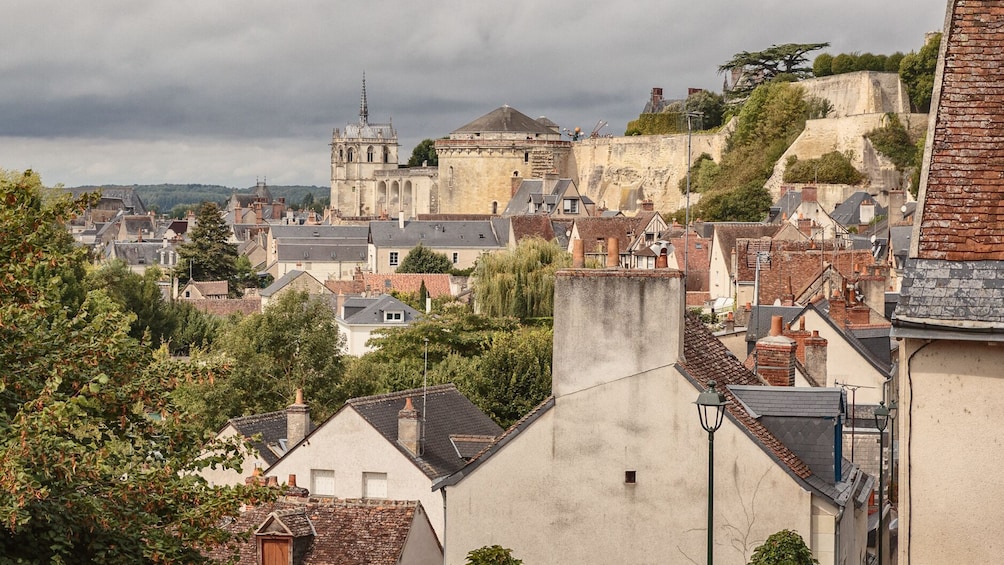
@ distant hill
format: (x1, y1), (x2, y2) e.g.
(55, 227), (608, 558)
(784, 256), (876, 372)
(69, 183), (327, 215)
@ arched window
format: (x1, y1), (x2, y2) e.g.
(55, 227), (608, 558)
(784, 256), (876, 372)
(347, 148), (354, 162)
(383, 147), (390, 163)
(367, 146), (374, 163)
(492, 201), (498, 215)
(339, 148), (344, 161)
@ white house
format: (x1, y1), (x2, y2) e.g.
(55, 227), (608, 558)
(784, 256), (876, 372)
(335, 294), (421, 356)
(434, 269), (872, 565)
(265, 384), (502, 541)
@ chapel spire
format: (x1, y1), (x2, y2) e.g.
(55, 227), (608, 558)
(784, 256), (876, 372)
(360, 73), (369, 126)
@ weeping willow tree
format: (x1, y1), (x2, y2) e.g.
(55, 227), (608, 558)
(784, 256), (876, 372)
(473, 237), (572, 320)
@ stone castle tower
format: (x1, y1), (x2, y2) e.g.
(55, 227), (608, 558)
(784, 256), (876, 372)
(434, 105), (573, 215)
(330, 76), (401, 217)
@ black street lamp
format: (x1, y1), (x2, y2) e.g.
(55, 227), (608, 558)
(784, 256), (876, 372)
(696, 381), (728, 565)
(874, 401), (892, 565)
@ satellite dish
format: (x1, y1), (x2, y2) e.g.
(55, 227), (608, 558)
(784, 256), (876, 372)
(870, 234), (877, 243)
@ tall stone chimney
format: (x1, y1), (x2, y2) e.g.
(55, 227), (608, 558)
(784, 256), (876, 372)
(552, 270), (685, 397)
(286, 389), (310, 449)
(398, 396), (422, 456)
(804, 330), (828, 385)
(755, 316), (797, 386)
(572, 239), (585, 268)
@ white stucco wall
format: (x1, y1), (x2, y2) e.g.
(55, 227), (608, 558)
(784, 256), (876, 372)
(198, 425), (268, 487)
(897, 338), (1004, 564)
(441, 367), (815, 565)
(400, 505), (445, 565)
(799, 310), (888, 405)
(266, 408), (446, 540)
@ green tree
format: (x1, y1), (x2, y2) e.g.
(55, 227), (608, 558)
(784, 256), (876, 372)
(720, 42), (829, 102)
(176, 201), (238, 287)
(473, 237), (572, 320)
(0, 170), (269, 563)
(685, 90), (726, 130)
(900, 33), (942, 112)
(812, 53), (834, 77)
(166, 300), (228, 356)
(748, 529), (818, 565)
(85, 261), (177, 346)
(857, 52), (882, 72)
(466, 545), (523, 565)
(408, 138), (439, 167)
(885, 52), (905, 72)
(396, 243), (454, 273)
(866, 113), (924, 197)
(186, 290), (347, 430)
(783, 151), (865, 185)
(459, 326), (553, 427)
(679, 153), (720, 194)
(830, 53), (856, 74)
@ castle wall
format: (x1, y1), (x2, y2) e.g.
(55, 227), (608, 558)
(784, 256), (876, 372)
(569, 129), (728, 214)
(798, 71), (910, 118)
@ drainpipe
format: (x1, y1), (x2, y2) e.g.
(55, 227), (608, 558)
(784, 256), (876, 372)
(440, 487), (448, 565)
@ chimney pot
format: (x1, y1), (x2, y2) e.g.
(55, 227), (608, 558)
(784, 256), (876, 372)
(769, 315), (783, 336)
(286, 391), (310, 449)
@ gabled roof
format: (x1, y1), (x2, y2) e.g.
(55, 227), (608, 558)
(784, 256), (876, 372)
(572, 213), (660, 253)
(830, 192), (887, 227)
(451, 105), (555, 136)
(260, 270), (328, 298)
(106, 241), (165, 266)
(226, 410), (305, 467)
(768, 190), (802, 223)
(186, 280), (229, 297)
(709, 223), (781, 276)
(895, 3), (1004, 333)
(344, 384), (502, 480)
(509, 215), (556, 242)
(502, 178), (579, 217)
(204, 498), (429, 565)
(369, 220), (502, 249)
(69, 186), (147, 215)
(339, 294), (421, 325)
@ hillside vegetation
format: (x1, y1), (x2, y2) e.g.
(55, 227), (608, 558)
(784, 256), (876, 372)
(71, 183), (328, 217)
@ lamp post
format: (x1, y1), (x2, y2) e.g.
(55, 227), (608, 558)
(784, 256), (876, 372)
(696, 381), (728, 565)
(874, 401), (891, 565)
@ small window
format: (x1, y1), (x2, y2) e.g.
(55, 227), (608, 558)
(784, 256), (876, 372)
(625, 470), (637, 484)
(524, 152), (529, 163)
(311, 469), (335, 496)
(367, 146), (374, 162)
(479, 233), (485, 239)
(384, 311), (403, 322)
(452, 252), (459, 264)
(563, 199), (578, 214)
(347, 148), (354, 162)
(363, 472), (388, 499)
(389, 252), (399, 267)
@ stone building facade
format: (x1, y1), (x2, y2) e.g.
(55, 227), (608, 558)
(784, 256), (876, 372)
(435, 105), (573, 215)
(329, 78), (438, 219)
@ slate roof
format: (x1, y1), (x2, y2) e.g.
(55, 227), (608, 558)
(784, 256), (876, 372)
(226, 410), (312, 467)
(271, 225), (369, 240)
(502, 178), (578, 217)
(368, 220), (502, 249)
(276, 240), (369, 263)
(767, 190), (802, 223)
(451, 105), (555, 136)
(344, 384), (502, 480)
(339, 294), (421, 325)
(69, 186), (147, 214)
(204, 498), (427, 565)
(894, 2), (1004, 333)
(831, 192), (887, 227)
(106, 241), (166, 266)
(745, 306), (806, 344)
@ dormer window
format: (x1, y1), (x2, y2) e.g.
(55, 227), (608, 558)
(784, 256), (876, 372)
(384, 311), (404, 322)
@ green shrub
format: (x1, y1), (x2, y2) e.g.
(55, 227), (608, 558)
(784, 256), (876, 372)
(783, 151), (865, 185)
(749, 529), (818, 565)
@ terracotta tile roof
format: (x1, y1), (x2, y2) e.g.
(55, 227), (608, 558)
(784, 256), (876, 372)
(573, 213), (658, 253)
(192, 280), (230, 297)
(204, 497), (428, 564)
(680, 313), (812, 480)
(710, 223), (782, 276)
(895, 3), (1004, 331)
(509, 215), (556, 242)
(734, 239), (874, 305)
(916, 2), (1004, 261)
(360, 273), (453, 298)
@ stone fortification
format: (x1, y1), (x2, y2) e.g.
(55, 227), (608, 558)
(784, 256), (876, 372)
(798, 71), (911, 118)
(569, 127), (729, 214)
(764, 113), (929, 203)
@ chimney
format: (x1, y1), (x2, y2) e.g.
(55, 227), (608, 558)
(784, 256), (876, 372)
(572, 239), (585, 268)
(553, 269), (685, 397)
(656, 246), (669, 269)
(859, 198), (875, 225)
(804, 330), (828, 384)
(234, 201), (242, 224)
(755, 315), (797, 386)
(797, 217), (814, 237)
(398, 211), (405, 230)
(784, 316), (811, 364)
(398, 397), (422, 456)
(640, 199), (655, 212)
(511, 176), (522, 197)
(336, 291), (346, 319)
(828, 290), (848, 328)
(606, 237), (619, 268)
(650, 87), (663, 109)
(725, 311), (735, 332)
(254, 202), (263, 224)
(286, 389), (310, 449)
(888, 190), (906, 225)
(284, 474), (309, 498)
(801, 186), (818, 203)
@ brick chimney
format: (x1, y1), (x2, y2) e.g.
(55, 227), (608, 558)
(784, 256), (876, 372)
(828, 290), (848, 328)
(755, 315), (797, 386)
(606, 237), (619, 268)
(254, 202), (263, 224)
(725, 311), (735, 332)
(286, 389), (310, 449)
(398, 396), (422, 456)
(572, 239), (585, 268)
(801, 186), (818, 203)
(784, 316), (811, 364)
(640, 199), (655, 212)
(804, 330), (828, 384)
(650, 87), (663, 109)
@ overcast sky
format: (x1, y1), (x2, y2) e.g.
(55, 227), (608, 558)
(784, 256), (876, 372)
(1, 1), (947, 189)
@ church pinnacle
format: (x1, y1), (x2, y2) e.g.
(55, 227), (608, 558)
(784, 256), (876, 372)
(360, 73), (369, 126)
